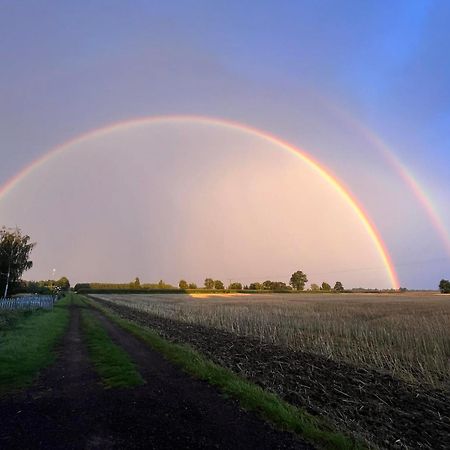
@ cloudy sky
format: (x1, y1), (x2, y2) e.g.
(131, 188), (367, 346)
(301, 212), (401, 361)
(1, 1), (449, 288)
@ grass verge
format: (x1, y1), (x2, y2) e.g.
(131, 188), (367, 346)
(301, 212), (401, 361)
(83, 295), (365, 450)
(0, 309), (34, 331)
(80, 306), (144, 388)
(0, 296), (70, 395)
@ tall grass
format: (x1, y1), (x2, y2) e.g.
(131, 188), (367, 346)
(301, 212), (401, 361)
(0, 297), (70, 394)
(94, 293), (450, 388)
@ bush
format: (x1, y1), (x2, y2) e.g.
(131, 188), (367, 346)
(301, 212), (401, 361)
(439, 279), (450, 293)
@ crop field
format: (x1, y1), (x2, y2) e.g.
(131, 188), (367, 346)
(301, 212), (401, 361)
(93, 292), (450, 388)
(90, 292), (450, 448)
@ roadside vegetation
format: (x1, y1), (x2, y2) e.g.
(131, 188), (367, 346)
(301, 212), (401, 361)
(0, 308), (33, 330)
(79, 301), (144, 388)
(0, 296), (70, 395)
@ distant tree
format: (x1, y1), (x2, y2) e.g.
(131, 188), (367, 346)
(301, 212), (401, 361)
(249, 282), (263, 290)
(55, 277), (70, 291)
(74, 283), (90, 292)
(26, 280), (39, 293)
(310, 283), (320, 291)
(321, 282), (331, 291)
(399, 287), (408, 292)
(439, 279), (450, 294)
(289, 271), (308, 291)
(228, 282), (242, 290)
(188, 282), (197, 289)
(204, 278), (214, 289)
(333, 281), (344, 292)
(243, 285), (249, 290)
(133, 277), (141, 288)
(157, 279), (165, 289)
(262, 280), (273, 290)
(0, 227), (35, 298)
(23, 280), (50, 295)
(271, 281), (290, 291)
(214, 279), (224, 290)
(179, 279), (188, 289)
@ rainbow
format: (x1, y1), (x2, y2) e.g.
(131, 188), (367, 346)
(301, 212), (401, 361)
(0, 115), (400, 288)
(324, 102), (450, 257)
(357, 127), (450, 257)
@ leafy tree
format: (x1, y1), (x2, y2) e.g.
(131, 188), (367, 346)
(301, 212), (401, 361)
(310, 283), (320, 291)
(228, 282), (242, 290)
(249, 282), (263, 290)
(0, 227), (35, 298)
(133, 277), (141, 288)
(271, 281), (290, 291)
(289, 270), (308, 291)
(55, 277), (70, 291)
(21, 280), (50, 295)
(204, 278), (214, 289)
(179, 279), (188, 289)
(188, 282), (197, 289)
(214, 279), (224, 290)
(262, 280), (273, 290)
(159, 281), (174, 289)
(321, 282), (331, 291)
(333, 281), (344, 292)
(439, 279), (450, 293)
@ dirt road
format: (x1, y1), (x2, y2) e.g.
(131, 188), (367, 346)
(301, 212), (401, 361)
(0, 304), (312, 449)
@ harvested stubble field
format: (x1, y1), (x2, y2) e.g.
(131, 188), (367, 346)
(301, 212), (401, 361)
(93, 292), (449, 387)
(91, 293), (450, 449)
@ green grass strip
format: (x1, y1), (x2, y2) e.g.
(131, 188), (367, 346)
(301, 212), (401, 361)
(0, 296), (70, 395)
(0, 309), (34, 331)
(83, 295), (365, 450)
(80, 307), (144, 388)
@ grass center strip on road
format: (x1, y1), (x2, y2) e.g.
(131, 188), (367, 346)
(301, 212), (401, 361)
(0, 296), (70, 395)
(79, 303), (144, 389)
(83, 295), (364, 450)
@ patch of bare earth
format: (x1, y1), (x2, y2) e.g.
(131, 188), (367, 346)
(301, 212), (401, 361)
(92, 297), (450, 450)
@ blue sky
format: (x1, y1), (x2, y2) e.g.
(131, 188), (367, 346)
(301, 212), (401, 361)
(1, 1), (449, 287)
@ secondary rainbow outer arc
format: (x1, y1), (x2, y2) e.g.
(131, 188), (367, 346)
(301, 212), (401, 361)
(0, 115), (400, 289)
(324, 102), (450, 258)
(361, 129), (450, 257)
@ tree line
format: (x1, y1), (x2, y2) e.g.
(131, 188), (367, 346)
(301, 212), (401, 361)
(75, 272), (341, 293)
(2, 226), (449, 296)
(19, 277), (71, 295)
(195, 271), (344, 292)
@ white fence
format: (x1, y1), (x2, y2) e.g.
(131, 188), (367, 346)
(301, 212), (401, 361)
(0, 295), (57, 311)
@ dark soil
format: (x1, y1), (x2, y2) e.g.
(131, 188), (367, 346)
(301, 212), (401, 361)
(91, 297), (450, 450)
(0, 303), (311, 450)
